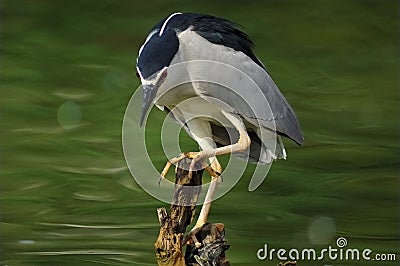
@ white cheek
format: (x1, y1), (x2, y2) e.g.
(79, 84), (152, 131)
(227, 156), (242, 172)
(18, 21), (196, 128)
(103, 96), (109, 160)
(141, 79), (155, 86)
(136, 67), (144, 80)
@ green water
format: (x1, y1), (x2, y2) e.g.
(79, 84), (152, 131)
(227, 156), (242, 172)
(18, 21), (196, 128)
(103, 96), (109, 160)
(1, 1), (399, 265)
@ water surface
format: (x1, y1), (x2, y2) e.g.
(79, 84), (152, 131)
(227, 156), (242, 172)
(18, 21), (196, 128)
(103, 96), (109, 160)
(1, 1), (399, 265)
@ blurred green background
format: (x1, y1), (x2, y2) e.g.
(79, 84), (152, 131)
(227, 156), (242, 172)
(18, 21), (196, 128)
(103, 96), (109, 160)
(1, 0), (398, 265)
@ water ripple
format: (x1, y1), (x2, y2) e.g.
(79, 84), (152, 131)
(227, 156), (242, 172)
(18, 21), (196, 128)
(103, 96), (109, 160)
(73, 192), (116, 202)
(37, 222), (158, 229)
(52, 90), (94, 100)
(53, 165), (127, 175)
(20, 249), (140, 256)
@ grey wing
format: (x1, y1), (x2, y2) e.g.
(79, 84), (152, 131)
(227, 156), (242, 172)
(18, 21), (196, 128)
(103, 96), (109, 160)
(258, 72), (304, 145)
(190, 18), (303, 144)
(190, 54), (304, 145)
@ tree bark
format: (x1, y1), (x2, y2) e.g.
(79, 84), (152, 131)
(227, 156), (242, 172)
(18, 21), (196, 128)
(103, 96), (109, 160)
(154, 157), (230, 265)
(154, 157), (203, 266)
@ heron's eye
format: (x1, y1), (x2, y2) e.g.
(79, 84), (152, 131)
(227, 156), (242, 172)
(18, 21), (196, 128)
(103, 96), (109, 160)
(160, 69), (168, 80)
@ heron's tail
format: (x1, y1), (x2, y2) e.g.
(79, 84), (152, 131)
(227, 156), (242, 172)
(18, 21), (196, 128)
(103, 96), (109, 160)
(234, 135), (286, 164)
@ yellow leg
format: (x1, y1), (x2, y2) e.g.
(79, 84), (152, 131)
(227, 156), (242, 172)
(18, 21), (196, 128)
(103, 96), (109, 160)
(161, 111), (251, 235)
(193, 111), (251, 228)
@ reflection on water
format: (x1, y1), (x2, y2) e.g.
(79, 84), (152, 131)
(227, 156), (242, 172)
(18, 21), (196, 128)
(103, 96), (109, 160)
(1, 1), (398, 265)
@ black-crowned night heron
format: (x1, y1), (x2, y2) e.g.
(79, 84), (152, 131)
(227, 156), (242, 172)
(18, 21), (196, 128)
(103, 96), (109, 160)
(136, 13), (303, 230)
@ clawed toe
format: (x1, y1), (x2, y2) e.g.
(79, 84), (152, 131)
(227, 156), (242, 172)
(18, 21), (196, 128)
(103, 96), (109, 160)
(159, 153), (186, 184)
(160, 152), (205, 181)
(159, 151), (222, 184)
(183, 226), (203, 248)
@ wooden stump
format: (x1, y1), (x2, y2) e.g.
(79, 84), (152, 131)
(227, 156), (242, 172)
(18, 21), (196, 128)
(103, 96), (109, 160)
(154, 157), (230, 265)
(184, 223), (230, 266)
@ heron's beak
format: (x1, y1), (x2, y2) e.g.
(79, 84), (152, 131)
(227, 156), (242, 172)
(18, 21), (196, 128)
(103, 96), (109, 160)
(138, 67), (168, 126)
(139, 84), (158, 127)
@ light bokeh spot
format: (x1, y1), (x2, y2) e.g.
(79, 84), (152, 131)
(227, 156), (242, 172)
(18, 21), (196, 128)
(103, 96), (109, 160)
(57, 100), (82, 129)
(308, 216), (336, 245)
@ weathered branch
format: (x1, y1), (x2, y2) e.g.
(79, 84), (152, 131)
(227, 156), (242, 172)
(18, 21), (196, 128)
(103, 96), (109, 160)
(154, 157), (230, 265)
(154, 158), (203, 265)
(184, 223), (230, 266)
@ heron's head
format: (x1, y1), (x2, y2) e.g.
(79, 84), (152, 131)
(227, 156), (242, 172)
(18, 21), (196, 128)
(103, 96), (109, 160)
(136, 14), (181, 126)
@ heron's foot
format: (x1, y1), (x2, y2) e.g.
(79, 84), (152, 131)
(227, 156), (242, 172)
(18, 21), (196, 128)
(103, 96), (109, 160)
(159, 152), (222, 183)
(183, 226), (203, 248)
(186, 151), (223, 179)
(186, 151), (208, 179)
(183, 223), (226, 249)
(204, 165), (221, 179)
(159, 153), (186, 185)
(158, 152), (206, 183)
